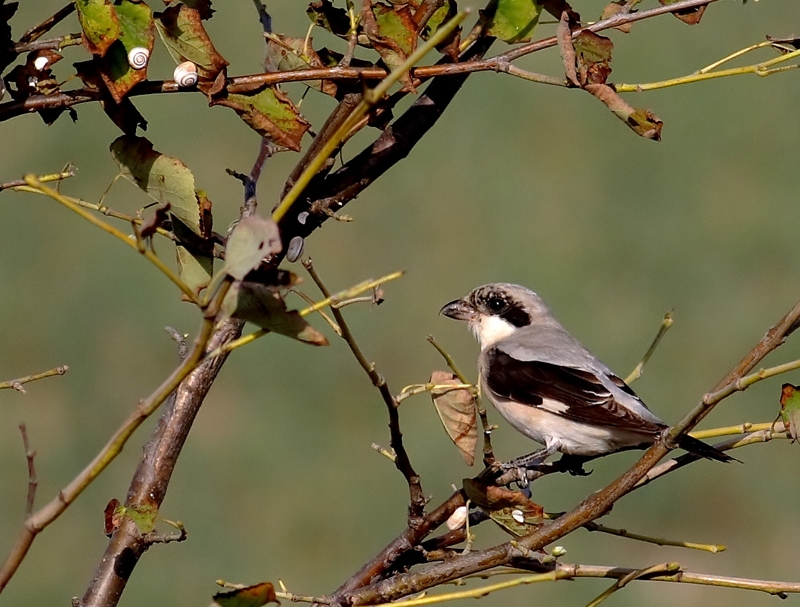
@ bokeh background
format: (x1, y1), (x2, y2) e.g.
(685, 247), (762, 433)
(1, 1), (799, 606)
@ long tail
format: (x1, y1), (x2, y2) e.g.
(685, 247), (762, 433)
(677, 434), (738, 463)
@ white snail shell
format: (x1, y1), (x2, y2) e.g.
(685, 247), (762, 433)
(127, 47), (150, 70)
(174, 61), (198, 87)
(445, 506), (468, 531)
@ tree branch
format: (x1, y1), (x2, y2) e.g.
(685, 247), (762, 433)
(341, 295), (800, 605)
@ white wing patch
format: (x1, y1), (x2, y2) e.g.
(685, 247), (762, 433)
(537, 398), (570, 414)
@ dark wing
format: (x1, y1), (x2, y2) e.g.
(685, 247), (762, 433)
(484, 348), (662, 433)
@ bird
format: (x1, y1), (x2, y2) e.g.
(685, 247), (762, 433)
(440, 283), (734, 471)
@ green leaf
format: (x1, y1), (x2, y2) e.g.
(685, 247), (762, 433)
(212, 88), (311, 151)
(482, 0), (542, 44)
(224, 216), (281, 281)
(222, 282), (329, 346)
(373, 3), (416, 56)
(213, 582), (278, 607)
(780, 384), (800, 442)
(75, 0), (121, 56)
(96, 0), (155, 103)
(110, 135), (202, 235)
(430, 370), (477, 466)
(155, 4), (228, 78)
(364, 2), (417, 86)
(176, 245), (213, 296)
(106, 500), (158, 535)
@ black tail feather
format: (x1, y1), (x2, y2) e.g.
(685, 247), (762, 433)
(677, 434), (739, 463)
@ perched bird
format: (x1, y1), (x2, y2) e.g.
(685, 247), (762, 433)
(440, 283), (733, 468)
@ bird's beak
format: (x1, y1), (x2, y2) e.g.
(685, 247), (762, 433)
(440, 298), (477, 322)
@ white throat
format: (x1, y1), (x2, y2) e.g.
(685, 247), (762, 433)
(470, 315), (517, 350)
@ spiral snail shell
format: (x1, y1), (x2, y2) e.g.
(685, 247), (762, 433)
(127, 47), (150, 70)
(174, 61), (198, 87)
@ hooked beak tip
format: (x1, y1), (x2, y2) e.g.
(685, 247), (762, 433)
(440, 298), (475, 321)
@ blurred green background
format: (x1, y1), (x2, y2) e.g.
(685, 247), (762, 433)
(2, 1), (800, 605)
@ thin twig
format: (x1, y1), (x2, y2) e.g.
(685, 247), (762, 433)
(23, 176), (203, 307)
(0, 366), (69, 393)
(0, 169), (75, 192)
(17, 424), (37, 517)
(616, 47), (800, 93)
(9, 185), (181, 245)
(303, 258), (426, 519)
(0, 283), (230, 594)
(583, 522), (724, 553)
(585, 562), (682, 607)
(18, 4), (76, 44)
(625, 311), (673, 384)
(13, 33), (82, 54)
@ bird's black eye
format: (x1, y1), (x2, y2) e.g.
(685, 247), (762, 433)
(486, 296), (506, 313)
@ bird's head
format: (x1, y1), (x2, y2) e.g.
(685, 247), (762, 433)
(440, 283), (554, 349)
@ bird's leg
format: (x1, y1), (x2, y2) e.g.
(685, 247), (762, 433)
(501, 447), (554, 470)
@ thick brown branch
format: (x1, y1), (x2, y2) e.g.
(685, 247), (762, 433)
(78, 318), (243, 607)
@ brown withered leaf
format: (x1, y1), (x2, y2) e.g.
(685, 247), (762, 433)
(462, 478), (543, 537)
(556, 9), (578, 87)
(104, 498), (123, 536)
(659, 0), (706, 25)
(430, 370), (477, 466)
(600, 0), (632, 33)
(574, 30), (613, 85)
(213, 87), (311, 151)
(463, 478), (531, 510)
(213, 582), (278, 607)
(584, 83), (662, 140)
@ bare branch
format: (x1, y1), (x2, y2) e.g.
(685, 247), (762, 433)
(17, 424), (37, 517)
(0, 366), (69, 393)
(303, 259), (426, 519)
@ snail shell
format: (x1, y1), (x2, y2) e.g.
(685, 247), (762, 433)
(445, 506), (468, 531)
(286, 236), (304, 263)
(127, 47), (150, 70)
(174, 61), (198, 87)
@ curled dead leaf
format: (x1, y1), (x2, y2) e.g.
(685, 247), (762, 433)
(430, 370), (477, 465)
